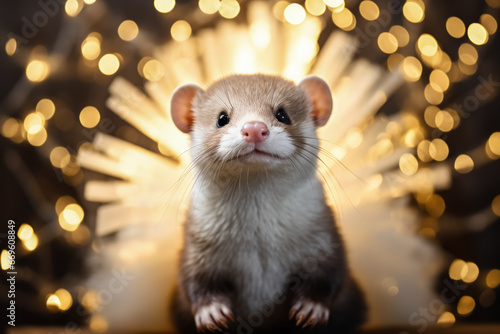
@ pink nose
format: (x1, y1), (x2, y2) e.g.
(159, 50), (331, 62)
(241, 121), (269, 143)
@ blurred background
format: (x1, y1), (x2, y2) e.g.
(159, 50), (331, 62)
(0, 0), (499, 332)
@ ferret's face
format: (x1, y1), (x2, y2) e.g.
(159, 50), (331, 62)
(171, 74), (333, 174)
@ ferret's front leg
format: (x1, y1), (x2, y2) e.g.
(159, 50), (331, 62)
(288, 245), (346, 328)
(181, 264), (234, 332)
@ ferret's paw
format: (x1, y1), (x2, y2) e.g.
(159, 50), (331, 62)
(194, 302), (234, 332)
(290, 299), (329, 328)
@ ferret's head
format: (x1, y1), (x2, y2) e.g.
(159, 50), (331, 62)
(171, 74), (332, 174)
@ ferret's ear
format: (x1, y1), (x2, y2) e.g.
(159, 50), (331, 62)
(171, 84), (204, 133)
(298, 76), (333, 127)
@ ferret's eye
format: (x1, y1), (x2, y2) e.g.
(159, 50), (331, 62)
(275, 108), (291, 125)
(217, 111), (230, 128)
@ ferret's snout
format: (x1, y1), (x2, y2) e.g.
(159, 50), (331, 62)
(241, 121), (269, 143)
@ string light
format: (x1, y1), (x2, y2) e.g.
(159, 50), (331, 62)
(486, 269), (500, 288)
(284, 3), (306, 25)
(154, 0), (175, 13)
(98, 54), (120, 75)
(65, 0), (83, 17)
(403, 0), (425, 23)
(437, 311), (455, 327)
(446, 17), (466, 38)
(480, 14), (498, 35)
(467, 23), (488, 45)
(332, 8), (356, 31)
(36, 99), (56, 120)
(377, 32), (398, 54)
(79, 106), (101, 128)
(359, 1), (379, 21)
(59, 203), (84, 232)
(199, 0), (220, 14)
(5, 38), (17, 56)
(170, 20), (192, 42)
(457, 295), (475, 316)
(118, 20), (139, 41)
(454, 155), (474, 174)
(1, 250), (13, 270)
(389, 25), (409, 47)
(400, 56), (422, 82)
(305, 0), (326, 16)
(81, 33), (102, 60)
(219, 0), (240, 19)
(26, 60), (49, 82)
(399, 153), (418, 176)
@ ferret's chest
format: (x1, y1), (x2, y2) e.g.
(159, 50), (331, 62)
(190, 180), (328, 309)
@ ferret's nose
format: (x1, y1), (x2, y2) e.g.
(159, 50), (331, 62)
(241, 121), (269, 143)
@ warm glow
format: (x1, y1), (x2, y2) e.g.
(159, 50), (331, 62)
(424, 84), (443, 105)
(487, 132), (500, 156)
(26, 60), (49, 82)
(36, 99), (56, 119)
(199, 0), (220, 14)
(486, 269), (500, 288)
(46, 294), (62, 311)
(118, 20), (139, 41)
(50, 146), (71, 169)
(56, 196), (77, 215)
(429, 69), (449, 92)
(449, 259), (467, 280)
(27, 128), (47, 146)
(462, 262), (479, 283)
(305, 0), (326, 16)
(359, 0), (379, 21)
(284, 3), (306, 25)
(80, 106), (101, 128)
(332, 8), (356, 31)
(324, 0), (344, 7)
(403, 0), (425, 23)
(5, 38), (17, 56)
(377, 32), (398, 54)
(83, 0), (96, 4)
(458, 43), (478, 66)
(493, 196), (500, 217)
(435, 110), (453, 132)
(143, 59), (166, 82)
(417, 34), (438, 57)
(399, 153), (418, 176)
(425, 193), (445, 217)
(389, 25), (409, 47)
(446, 17), (465, 38)
(219, 0), (240, 19)
(18, 224), (34, 241)
(154, 0), (175, 13)
(1, 250), (12, 270)
(55, 289), (73, 311)
(250, 21), (271, 49)
(400, 56), (422, 82)
(468, 23), (488, 45)
(454, 155), (474, 174)
(59, 203), (84, 232)
(480, 14), (498, 35)
(273, 1), (289, 21)
(1, 118), (19, 138)
(65, 0), (83, 17)
(24, 112), (45, 135)
(457, 296), (475, 316)
(437, 311), (455, 327)
(171, 20), (192, 42)
(89, 315), (109, 332)
(429, 138), (449, 161)
(98, 54), (120, 75)
(81, 33), (101, 60)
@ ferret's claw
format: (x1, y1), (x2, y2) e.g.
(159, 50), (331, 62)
(291, 300), (329, 328)
(194, 302), (234, 333)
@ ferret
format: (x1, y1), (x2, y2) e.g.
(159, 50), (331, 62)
(169, 74), (366, 334)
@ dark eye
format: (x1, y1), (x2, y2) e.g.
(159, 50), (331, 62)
(275, 108), (291, 125)
(217, 111), (230, 128)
